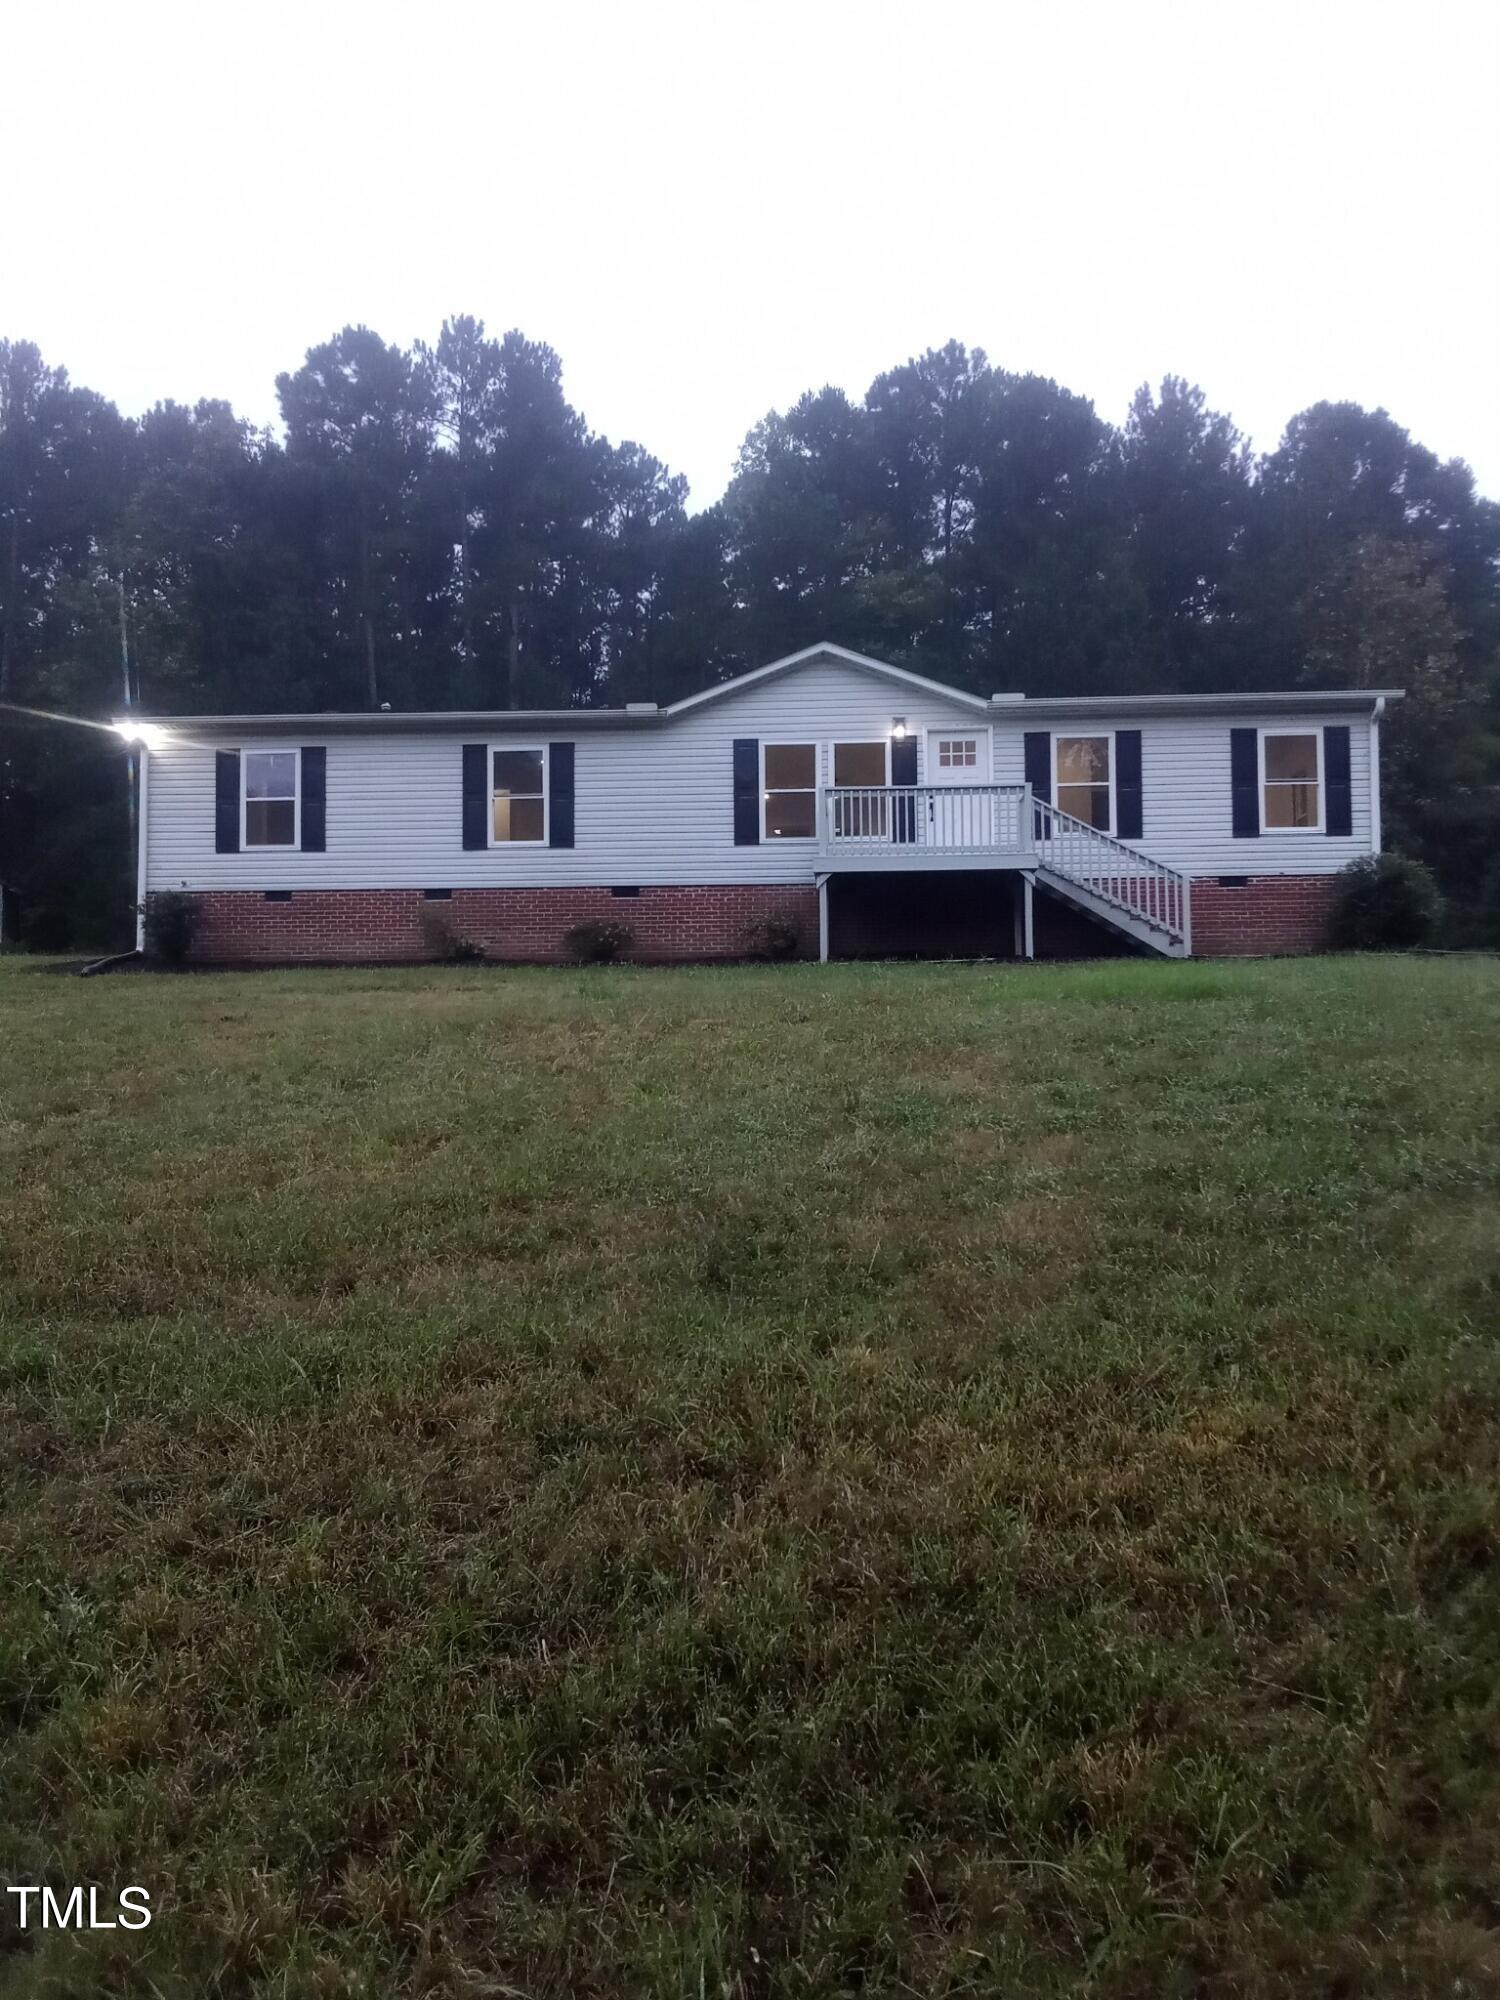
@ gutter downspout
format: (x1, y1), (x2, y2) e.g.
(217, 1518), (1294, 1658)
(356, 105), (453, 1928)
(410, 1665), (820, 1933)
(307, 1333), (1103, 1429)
(134, 743), (149, 952)
(1370, 696), (1385, 854)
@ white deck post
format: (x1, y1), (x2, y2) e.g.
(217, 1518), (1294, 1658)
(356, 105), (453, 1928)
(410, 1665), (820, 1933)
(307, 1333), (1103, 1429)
(817, 875), (829, 964)
(1023, 873), (1034, 960)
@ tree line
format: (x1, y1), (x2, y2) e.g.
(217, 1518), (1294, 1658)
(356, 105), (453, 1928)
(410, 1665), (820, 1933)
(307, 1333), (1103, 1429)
(2, 321), (1497, 944)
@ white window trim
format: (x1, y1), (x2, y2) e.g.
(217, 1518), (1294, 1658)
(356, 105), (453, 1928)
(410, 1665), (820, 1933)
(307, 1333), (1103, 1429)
(241, 746), (301, 851)
(488, 742), (550, 848)
(927, 726), (993, 781)
(1052, 729), (1115, 835)
(1258, 726), (1324, 835)
(761, 740), (820, 843)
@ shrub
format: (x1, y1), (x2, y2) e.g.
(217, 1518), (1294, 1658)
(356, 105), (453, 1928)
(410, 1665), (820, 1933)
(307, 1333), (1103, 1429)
(142, 890), (201, 966)
(1329, 854), (1443, 951)
(564, 919), (634, 965)
(743, 916), (804, 961)
(421, 908), (486, 963)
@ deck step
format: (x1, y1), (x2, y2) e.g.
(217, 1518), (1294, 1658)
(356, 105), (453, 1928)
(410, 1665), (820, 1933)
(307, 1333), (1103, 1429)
(1031, 866), (1191, 958)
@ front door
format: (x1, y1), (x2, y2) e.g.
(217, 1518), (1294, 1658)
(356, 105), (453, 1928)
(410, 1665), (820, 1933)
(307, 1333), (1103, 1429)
(925, 729), (992, 848)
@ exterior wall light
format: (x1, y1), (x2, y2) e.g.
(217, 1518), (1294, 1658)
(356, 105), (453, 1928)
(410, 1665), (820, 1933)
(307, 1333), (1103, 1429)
(892, 717), (908, 740)
(112, 721), (172, 750)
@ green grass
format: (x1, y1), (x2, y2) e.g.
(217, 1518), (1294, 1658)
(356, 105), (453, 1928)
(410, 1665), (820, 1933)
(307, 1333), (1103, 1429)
(2, 952), (1499, 1998)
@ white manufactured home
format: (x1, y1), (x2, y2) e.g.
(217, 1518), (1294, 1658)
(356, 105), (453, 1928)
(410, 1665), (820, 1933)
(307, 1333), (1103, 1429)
(134, 642), (1398, 963)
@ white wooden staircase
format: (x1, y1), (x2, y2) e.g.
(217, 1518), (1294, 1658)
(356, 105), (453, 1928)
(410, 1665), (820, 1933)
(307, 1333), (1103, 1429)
(816, 781), (1193, 958)
(1028, 797), (1191, 957)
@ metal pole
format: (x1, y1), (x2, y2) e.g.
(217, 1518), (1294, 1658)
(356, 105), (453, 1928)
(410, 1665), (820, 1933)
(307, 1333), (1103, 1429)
(134, 744), (148, 952)
(121, 568), (138, 949)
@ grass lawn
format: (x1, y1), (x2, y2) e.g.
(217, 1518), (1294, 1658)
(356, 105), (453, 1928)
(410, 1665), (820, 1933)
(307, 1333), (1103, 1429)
(2, 952), (1499, 1998)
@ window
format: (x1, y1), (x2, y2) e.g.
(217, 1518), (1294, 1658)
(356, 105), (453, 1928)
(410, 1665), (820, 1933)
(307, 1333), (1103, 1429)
(1261, 731), (1321, 831)
(492, 747), (547, 843)
(935, 736), (979, 770)
(243, 749), (298, 847)
(763, 743), (817, 839)
(832, 741), (887, 788)
(832, 741), (888, 838)
(1055, 735), (1112, 831)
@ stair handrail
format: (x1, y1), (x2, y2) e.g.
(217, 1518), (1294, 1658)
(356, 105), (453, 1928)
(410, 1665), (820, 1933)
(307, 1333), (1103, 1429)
(1032, 796), (1189, 940)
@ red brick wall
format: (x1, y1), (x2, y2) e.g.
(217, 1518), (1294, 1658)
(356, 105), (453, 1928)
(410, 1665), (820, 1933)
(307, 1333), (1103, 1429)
(1190, 874), (1338, 957)
(188, 885), (819, 965)
(182, 874), (1338, 965)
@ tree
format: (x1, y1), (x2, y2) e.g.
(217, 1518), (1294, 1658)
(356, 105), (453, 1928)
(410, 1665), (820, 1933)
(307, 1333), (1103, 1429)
(423, 314), (504, 671)
(1297, 533), (1497, 890)
(277, 327), (440, 708)
(1120, 377), (1252, 690)
(722, 386), (884, 667)
(4, 323), (1500, 947)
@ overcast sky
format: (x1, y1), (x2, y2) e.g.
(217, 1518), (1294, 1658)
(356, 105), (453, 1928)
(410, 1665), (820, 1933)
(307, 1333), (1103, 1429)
(3, 0), (1496, 506)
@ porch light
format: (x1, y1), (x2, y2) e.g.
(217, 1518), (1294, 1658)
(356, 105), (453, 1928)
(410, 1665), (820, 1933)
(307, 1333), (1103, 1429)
(891, 717), (908, 740)
(112, 720), (172, 751)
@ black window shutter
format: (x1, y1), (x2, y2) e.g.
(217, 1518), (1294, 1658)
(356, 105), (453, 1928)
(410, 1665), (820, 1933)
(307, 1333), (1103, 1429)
(462, 744), (487, 850)
(1230, 728), (1259, 837)
(1115, 729), (1143, 840)
(300, 747), (326, 851)
(548, 742), (575, 848)
(733, 738), (759, 845)
(1024, 730), (1050, 837)
(215, 749), (240, 853)
(1324, 725), (1352, 836)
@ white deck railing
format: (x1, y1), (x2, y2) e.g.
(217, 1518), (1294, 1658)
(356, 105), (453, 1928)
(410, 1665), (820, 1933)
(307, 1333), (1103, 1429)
(1033, 796), (1190, 944)
(822, 783), (1029, 855)
(817, 782), (1191, 950)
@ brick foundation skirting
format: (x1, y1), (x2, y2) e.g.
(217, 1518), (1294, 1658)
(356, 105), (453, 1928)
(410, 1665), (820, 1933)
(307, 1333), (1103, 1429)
(187, 885), (821, 965)
(182, 874), (1339, 966)
(1189, 874), (1338, 957)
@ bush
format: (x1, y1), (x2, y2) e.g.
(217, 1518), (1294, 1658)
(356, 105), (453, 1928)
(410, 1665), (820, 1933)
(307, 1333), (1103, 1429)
(743, 916), (804, 961)
(421, 908), (486, 963)
(564, 919), (634, 965)
(142, 890), (201, 966)
(1329, 854), (1443, 951)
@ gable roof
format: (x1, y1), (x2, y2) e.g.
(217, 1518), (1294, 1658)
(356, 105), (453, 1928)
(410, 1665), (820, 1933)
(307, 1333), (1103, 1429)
(662, 642), (997, 717)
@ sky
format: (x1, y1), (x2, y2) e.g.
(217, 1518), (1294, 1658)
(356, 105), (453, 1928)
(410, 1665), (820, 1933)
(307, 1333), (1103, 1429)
(3, 0), (1497, 507)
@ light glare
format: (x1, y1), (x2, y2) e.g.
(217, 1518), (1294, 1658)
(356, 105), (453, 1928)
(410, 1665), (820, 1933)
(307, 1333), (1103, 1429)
(112, 720), (171, 750)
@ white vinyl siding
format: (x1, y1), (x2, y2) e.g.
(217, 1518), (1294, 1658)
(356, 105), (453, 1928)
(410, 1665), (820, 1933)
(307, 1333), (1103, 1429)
(144, 661), (1379, 890)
